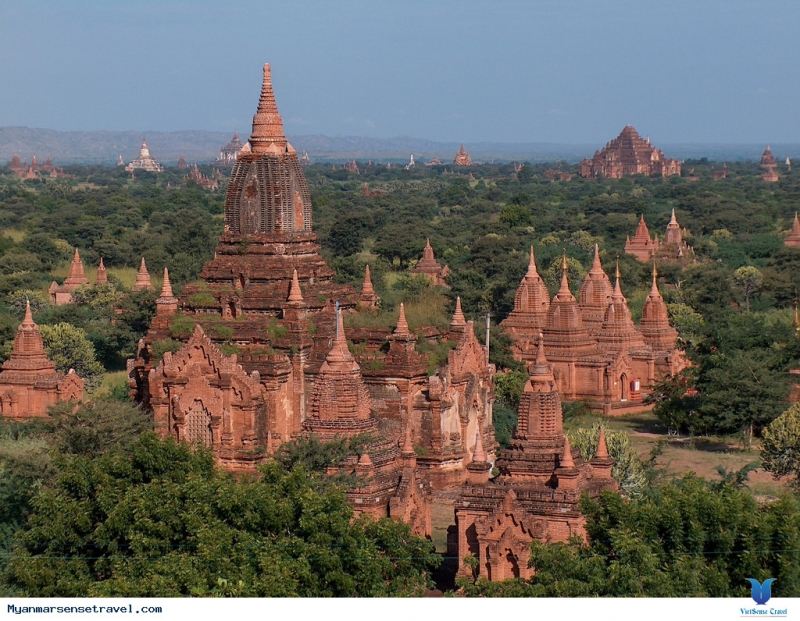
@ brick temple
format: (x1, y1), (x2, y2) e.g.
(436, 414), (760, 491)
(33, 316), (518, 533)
(501, 246), (687, 414)
(129, 64), (499, 536)
(579, 126), (681, 179)
(624, 210), (694, 263)
(125, 140), (163, 173)
(453, 337), (616, 581)
(786, 214), (800, 248)
(0, 301), (84, 418)
(761, 145), (780, 183)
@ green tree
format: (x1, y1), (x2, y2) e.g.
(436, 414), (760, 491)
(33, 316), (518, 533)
(761, 403), (800, 487)
(567, 425), (647, 496)
(39, 323), (105, 389)
(3, 435), (438, 597)
(733, 266), (763, 312)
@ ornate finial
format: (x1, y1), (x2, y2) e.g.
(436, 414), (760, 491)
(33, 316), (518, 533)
(450, 296), (466, 327)
(535, 331), (547, 365)
(249, 62), (287, 153)
(558, 253), (571, 296)
(287, 268), (304, 303)
(395, 302), (411, 336)
(160, 267), (174, 298)
(22, 298), (34, 327)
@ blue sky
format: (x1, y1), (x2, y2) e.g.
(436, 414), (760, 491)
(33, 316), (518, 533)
(0, 0), (796, 142)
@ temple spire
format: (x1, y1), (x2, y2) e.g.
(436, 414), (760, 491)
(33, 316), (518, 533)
(472, 426), (487, 463)
(650, 260), (660, 297)
(160, 266), (174, 299)
(361, 265), (375, 296)
(590, 243), (603, 273)
(450, 296), (466, 328)
(287, 268), (304, 303)
(96, 257), (108, 285)
(394, 302), (411, 337)
(526, 244), (539, 277)
(65, 248), (87, 284)
(22, 299), (34, 328)
(557, 254), (572, 298)
(669, 208), (678, 225)
(612, 259), (623, 299)
(134, 257), (152, 291)
(249, 63), (288, 154)
(560, 435), (575, 469)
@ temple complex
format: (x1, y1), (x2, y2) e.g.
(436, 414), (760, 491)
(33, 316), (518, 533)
(411, 239), (450, 286)
(7, 154), (66, 180)
(344, 160), (360, 174)
(579, 126), (681, 179)
(453, 144), (472, 166)
(129, 64), (496, 538)
(186, 163), (220, 190)
(125, 141), (164, 173)
(502, 249), (687, 414)
(786, 214), (800, 248)
(761, 145), (780, 182)
(453, 338), (616, 581)
(217, 133), (244, 165)
(624, 210), (694, 263)
(0, 301), (84, 418)
(48, 248), (89, 305)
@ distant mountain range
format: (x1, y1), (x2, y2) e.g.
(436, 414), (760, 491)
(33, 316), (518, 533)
(1, 126), (798, 165)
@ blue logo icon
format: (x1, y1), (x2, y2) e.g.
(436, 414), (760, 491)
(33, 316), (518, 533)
(747, 578), (776, 605)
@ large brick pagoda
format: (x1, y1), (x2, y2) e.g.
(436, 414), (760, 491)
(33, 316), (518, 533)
(579, 125), (681, 179)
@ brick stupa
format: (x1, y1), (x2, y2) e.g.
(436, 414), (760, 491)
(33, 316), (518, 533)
(579, 126), (681, 179)
(411, 239), (449, 286)
(786, 214), (800, 248)
(0, 301), (84, 418)
(761, 145), (780, 183)
(625, 210), (693, 263)
(49, 248), (89, 305)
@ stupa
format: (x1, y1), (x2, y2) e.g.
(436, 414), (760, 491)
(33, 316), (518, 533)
(786, 214), (800, 248)
(48, 248), (89, 305)
(579, 126), (681, 179)
(125, 141), (163, 173)
(453, 144), (472, 166)
(411, 239), (449, 286)
(0, 301), (84, 418)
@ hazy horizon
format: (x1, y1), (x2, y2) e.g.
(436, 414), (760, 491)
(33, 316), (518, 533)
(1, 0), (797, 144)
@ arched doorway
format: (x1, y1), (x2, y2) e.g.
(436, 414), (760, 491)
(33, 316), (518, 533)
(620, 373), (629, 401)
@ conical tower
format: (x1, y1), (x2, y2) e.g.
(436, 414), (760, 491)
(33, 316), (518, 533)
(96, 258), (108, 285)
(134, 257), (153, 291)
(639, 262), (678, 352)
(596, 262), (647, 355)
(624, 215), (659, 262)
(64, 248), (88, 287)
(786, 213), (800, 248)
(578, 244), (613, 332)
(500, 245), (551, 337)
(358, 265), (380, 309)
(543, 256), (598, 361)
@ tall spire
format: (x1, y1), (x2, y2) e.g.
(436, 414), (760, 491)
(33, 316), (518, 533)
(21, 299), (34, 328)
(361, 264), (375, 296)
(249, 63), (288, 154)
(155, 266), (179, 315)
(556, 253), (573, 299)
(595, 427), (609, 459)
(590, 243), (603, 273)
(559, 435), (575, 469)
(526, 244), (539, 277)
(670, 208), (678, 225)
(650, 260), (660, 297)
(472, 425), (487, 463)
(612, 259), (623, 299)
(324, 308), (357, 367)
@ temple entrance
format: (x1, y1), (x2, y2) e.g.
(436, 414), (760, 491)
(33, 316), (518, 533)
(620, 373), (629, 401)
(504, 549), (521, 579)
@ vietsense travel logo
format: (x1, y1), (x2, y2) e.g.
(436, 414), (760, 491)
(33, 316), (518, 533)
(740, 578), (788, 618)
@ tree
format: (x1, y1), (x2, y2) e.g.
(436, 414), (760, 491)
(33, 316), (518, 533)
(761, 403), (800, 487)
(3, 435), (439, 597)
(39, 323), (105, 389)
(567, 425), (647, 496)
(733, 266), (763, 312)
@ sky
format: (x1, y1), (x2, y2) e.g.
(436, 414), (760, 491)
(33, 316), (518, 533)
(0, 0), (797, 143)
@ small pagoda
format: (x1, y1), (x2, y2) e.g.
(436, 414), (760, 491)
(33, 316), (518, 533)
(0, 301), (84, 418)
(49, 248), (89, 305)
(411, 239), (449, 286)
